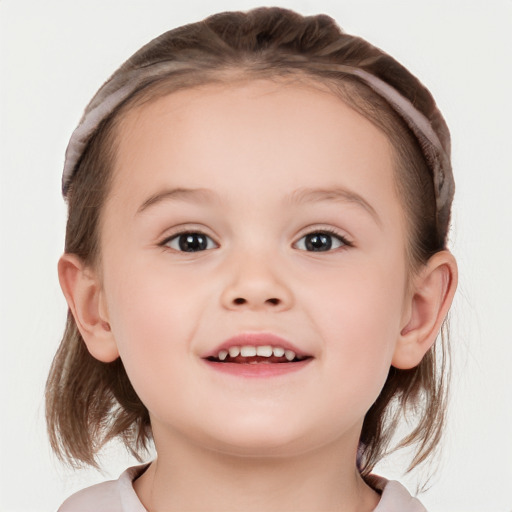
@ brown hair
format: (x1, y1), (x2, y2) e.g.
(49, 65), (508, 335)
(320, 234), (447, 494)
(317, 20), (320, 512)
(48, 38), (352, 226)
(46, 7), (453, 477)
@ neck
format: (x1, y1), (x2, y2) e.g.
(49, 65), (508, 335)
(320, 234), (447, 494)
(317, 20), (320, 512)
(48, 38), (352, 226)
(134, 427), (380, 512)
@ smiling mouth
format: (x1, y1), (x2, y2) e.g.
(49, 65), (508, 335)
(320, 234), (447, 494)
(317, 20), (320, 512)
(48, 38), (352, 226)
(206, 345), (312, 364)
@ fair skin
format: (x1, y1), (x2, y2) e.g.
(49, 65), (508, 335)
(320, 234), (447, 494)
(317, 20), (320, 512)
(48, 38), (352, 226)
(59, 79), (457, 511)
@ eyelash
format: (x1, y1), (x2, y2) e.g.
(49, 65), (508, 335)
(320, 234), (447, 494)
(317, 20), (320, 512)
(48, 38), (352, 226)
(294, 228), (353, 252)
(160, 228), (353, 253)
(160, 230), (219, 253)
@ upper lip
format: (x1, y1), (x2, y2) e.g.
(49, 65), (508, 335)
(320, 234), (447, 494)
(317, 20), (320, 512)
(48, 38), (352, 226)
(202, 332), (312, 359)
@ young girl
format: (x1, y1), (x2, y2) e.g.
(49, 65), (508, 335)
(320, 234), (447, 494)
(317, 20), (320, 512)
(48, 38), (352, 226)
(46, 7), (457, 511)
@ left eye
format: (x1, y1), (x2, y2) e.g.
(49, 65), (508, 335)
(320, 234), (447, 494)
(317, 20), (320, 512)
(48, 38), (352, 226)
(294, 231), (348, 252)
(164, 232), (218, 252)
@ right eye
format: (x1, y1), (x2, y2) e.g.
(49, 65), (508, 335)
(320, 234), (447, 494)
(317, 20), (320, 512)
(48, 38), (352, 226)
(163, 232), (218, 252)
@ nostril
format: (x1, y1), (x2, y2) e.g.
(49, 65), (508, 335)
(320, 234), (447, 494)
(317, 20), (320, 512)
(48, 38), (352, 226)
(232, 297), (281, 306)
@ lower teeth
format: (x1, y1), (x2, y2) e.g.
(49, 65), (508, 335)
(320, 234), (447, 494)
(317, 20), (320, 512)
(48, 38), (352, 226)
(222, 358), (296, 364)
(209, 355), (308, 364)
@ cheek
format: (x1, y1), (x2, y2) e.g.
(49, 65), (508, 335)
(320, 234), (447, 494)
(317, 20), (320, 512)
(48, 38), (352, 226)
(101, 259), (202, 402)
(104, 250), (205, 339)
(306, 261), (407, 390)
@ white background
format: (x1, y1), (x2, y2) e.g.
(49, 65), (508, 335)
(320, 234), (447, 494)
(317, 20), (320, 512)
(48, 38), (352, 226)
(1, 0), (511, 510)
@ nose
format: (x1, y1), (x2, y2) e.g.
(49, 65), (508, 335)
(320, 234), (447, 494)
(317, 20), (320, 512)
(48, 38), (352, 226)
(220, 251), (294, 312)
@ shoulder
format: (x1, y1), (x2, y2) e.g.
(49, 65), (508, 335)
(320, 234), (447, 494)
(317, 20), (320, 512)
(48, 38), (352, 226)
(371, 476), (428, 512)
(58, 464), (149, 512)
(58, 479), (121, 512)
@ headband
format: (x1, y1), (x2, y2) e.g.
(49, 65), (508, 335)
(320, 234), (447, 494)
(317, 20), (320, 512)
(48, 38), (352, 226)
(62, 61), (454, 227)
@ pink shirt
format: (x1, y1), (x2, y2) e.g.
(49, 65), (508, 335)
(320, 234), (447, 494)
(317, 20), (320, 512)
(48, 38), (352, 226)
(58, 464), (427, 511)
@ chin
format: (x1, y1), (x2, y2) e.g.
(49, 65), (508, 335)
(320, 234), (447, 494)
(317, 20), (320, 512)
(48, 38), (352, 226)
(196, 415), (329, 459)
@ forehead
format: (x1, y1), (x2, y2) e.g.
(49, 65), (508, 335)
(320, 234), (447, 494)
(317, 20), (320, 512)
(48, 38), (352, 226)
(109, 79), (400, 222)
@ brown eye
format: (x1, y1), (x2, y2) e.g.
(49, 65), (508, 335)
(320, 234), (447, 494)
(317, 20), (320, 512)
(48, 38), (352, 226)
(165, 232), (217, 252)
(295, 231), (348, 252)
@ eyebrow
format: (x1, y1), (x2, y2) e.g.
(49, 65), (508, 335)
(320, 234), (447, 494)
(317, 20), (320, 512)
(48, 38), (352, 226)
(288, 187), (381, 225)
(137, 187), (218, 214)
(137, 185), (380, 225)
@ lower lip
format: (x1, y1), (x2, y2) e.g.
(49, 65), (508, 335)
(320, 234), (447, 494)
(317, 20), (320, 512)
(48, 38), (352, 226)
(203, 359), (312, 378)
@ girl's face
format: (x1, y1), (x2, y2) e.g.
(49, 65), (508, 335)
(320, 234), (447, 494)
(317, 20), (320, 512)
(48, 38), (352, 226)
(98, 80), (411, 457)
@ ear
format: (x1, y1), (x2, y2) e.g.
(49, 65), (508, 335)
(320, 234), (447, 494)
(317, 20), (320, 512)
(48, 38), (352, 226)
(58, 253), (119, 363)
(392, 250), (457, 370)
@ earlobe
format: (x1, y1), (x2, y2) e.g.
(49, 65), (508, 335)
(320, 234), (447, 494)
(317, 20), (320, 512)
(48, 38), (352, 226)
(58, 253), (120, 363)
(392, 250), (458, 369)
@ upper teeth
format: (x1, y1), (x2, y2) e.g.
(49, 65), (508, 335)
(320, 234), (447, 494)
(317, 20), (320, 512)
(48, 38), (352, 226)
(217, 345), (298, 361)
